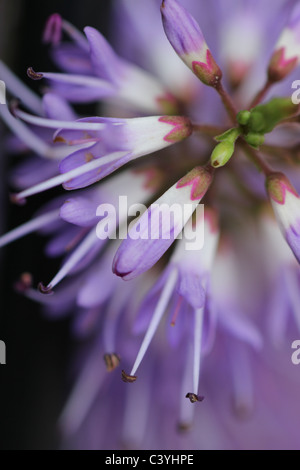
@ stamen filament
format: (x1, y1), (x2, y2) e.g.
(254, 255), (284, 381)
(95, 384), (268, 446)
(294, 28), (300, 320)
(28, 70), (115, 93)
(0, 104), (85, 160)
(0, 60), (43, 114)
(59, 350), (106, 435)
(230, 343), (253, 418)
(0, 104), (53, 157)
(12, 151), (128, 202)
(171, 295), (183, 326)
(43, 229), (101, 290)
(193, 307), (204, 394)
(0, 209), (60, 248)
(14, 108), (106, 132)
(130, 268), (178, 376)
(179, 342), (194, 428)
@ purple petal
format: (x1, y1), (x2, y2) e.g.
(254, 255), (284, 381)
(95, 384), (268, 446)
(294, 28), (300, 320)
(48, 82), (115, 103)
(161, 0), (205, 56)
(60, 197), (99, 227)
(51, 44), (93, 75)
(71, 307), (100, 338)
(42, 93), (77, 121)
(45, 226), (82, 257)
(177, 271), (206, 309)
(84, 26), (125, 83)
(77, 261), (117, 308)
(10, 156), (59, 190)
(286, 223), (300, 263)
(219, 308), (263, 351)
(60, 149), (131, 190)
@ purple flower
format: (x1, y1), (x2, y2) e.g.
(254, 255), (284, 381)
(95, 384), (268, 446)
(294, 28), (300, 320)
(113, 165), (213, 280)
(161, 0), (222, 87)
(266, 172), (300, 263)
(268, 3), (300, 82)
(2, 0), (300, 451)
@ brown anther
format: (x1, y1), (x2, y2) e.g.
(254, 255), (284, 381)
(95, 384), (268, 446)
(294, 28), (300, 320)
(104, 353), (121, 372)
(121, 370), (137, 383)
(185, 392), (205, 403)
(27, 68), (43, 80)
(9, 194), (26, 206)
(38, 282), (53, 295)
(53, 135), (66, 144)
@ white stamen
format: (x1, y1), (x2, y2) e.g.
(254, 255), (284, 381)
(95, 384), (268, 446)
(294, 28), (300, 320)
(0, 104), (53, 157)
(130, 268), (178, 376)
(193, 307), (204, 394)
(23, 277), (83, 306)
(103, 282), (129, 352)
(230, 343), (253, 417)
(59, 349), (106, 435)
(13, 150), (129, 201)
(0, 60), (43, 114)
(40, 72), (115, 92)
(0, 104), (88, 160)
(122, 371), (150, 446)
(14, 108), (107, 132)
(0, 209), (60, 248)
(179, 342), (194, 426)
(46, 229), (101, 289)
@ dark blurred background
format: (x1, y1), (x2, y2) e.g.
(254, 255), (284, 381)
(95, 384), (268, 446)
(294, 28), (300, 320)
(0, 0), (110, 450)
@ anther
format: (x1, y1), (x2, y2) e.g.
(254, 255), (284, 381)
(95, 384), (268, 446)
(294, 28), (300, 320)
(185, 392), (204, 403)
(27, 68), (44, 81)
(121, 370), (137, 383)
(104, 353), (121, 372)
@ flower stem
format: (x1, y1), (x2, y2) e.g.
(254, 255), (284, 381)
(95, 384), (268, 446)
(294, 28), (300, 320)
(192, 123), (226, 137)
(240, 140), (273, 175)
(215, 82), (238, 124)
(249, 79), (273, 109)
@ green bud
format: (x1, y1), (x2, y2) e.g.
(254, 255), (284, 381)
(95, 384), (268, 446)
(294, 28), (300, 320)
(237, 110), (251, 126)
(215, 127), (241, 143)
(244, 132), (265, 149)
(249, 97), (299, 134)
(210, 141), (235, 168)
(248, 111), (265, 133)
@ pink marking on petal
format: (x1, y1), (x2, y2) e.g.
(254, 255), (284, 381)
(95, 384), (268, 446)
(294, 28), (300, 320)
(266, 172), (299, 204)
(176, 166), (214, 201)
(192, 50), (222, 87)
(159, 116), (193, 143)
(268, 47), (298, 82)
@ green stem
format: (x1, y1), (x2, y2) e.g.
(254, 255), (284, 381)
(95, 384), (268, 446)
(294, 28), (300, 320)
(192, 123), (227, 137)
(239, 140), (273, 175)
(215, 81), (238, 124)
(249, 79), (273, 109)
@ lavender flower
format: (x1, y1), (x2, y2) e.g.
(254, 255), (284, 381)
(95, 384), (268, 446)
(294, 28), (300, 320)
(1, 0), (300, 451)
